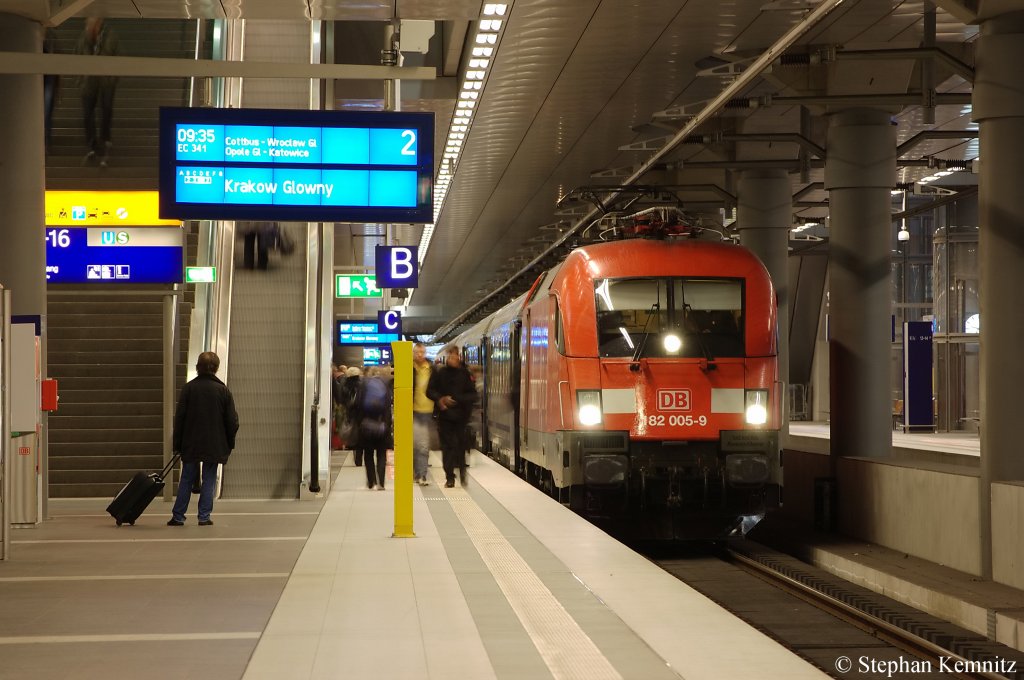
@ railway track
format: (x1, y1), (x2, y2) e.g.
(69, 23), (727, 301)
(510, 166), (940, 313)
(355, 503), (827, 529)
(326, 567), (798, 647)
(649, 540), (1024, 680)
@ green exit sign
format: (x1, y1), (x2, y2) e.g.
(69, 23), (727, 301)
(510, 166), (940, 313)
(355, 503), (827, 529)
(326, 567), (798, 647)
(335, 274), (382, 298)
(185, 267), (216, 283)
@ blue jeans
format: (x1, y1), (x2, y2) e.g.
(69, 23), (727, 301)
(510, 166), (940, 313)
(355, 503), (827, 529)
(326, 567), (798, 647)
(172, 461), (218, 522)
(413, 412), (432, 480)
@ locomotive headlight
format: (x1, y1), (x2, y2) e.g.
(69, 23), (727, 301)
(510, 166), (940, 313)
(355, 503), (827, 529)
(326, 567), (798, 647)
(745, 389), (769, 425)
(576, 390), (603, 426)
(663, 333), (682, 353)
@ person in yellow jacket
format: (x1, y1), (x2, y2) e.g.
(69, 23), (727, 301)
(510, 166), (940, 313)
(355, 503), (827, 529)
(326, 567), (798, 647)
(412, 343), (435, 485)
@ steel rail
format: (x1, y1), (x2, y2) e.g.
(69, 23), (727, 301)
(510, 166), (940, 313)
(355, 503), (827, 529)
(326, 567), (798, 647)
(723, 547), (1008, 680)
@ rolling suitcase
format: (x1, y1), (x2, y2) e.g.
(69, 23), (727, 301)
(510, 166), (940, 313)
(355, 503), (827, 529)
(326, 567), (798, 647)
(106, 455), (180, 526)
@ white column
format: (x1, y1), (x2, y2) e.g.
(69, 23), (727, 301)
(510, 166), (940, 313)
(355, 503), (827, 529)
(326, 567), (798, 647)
(973, 9), (1024, 578)
(737, 169), (792, 445)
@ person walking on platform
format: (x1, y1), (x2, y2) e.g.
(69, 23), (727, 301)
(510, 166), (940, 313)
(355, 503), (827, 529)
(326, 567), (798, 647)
(357, 367), (392, 490)
(330, 364), (346, 451)
(427, 347), (477, 488)
(76, 18), (118, 167)
(338, 366), (363, 465)
(412, 343), (435, 486)
(168, 352), (239, 527)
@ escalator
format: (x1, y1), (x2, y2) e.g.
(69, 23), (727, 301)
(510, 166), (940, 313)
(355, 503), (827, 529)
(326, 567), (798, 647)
(45, 17), (330, 500)
(220, 227), (309, 498)
(215, 19), (325, 498)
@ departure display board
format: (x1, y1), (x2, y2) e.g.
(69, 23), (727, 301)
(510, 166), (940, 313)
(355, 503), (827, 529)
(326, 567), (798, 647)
(159, 107), (434, 223)
(362, 346), (393, 366)
(336, 320), (401, 346)
(45, 226), (184, 284)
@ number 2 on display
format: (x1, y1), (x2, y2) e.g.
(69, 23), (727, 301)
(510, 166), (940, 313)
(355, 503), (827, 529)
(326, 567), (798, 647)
(401, 130), (416, 155)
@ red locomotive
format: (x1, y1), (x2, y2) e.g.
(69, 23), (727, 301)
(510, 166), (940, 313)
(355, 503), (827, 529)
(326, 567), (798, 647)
(453, 237), (781, 539)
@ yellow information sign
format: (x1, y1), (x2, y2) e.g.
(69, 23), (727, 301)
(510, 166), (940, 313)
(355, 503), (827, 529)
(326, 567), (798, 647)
(45, 191), (180, 227)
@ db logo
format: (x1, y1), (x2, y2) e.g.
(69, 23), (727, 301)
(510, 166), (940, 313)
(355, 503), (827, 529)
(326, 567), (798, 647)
(657, 389), (691, 411)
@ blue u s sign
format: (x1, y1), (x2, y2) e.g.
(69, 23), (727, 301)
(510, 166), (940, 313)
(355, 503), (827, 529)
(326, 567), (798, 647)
(379, 310), (402, 335)
(375, 245), (418, 289)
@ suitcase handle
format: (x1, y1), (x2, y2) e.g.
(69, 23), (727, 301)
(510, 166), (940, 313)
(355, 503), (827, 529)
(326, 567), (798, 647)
(160, 453), (182, 479)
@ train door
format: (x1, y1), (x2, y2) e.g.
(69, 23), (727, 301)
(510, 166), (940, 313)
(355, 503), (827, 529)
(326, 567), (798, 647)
(520, 308), (531, 450)
(479, 336), (489, 452)
(511, 318), (523, 473)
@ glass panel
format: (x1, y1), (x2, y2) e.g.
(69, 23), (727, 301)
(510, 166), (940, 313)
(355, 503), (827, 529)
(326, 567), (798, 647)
(677, 279), (745, 358)
(595, 278), (744, 358)
(595, 278), (666, 357)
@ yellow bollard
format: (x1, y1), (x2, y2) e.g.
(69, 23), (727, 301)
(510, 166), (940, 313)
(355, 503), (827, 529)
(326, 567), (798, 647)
(391, 341), (415, 537)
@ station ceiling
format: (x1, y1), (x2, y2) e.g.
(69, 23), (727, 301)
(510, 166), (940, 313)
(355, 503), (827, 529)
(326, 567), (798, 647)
(7, 0), (984, 336)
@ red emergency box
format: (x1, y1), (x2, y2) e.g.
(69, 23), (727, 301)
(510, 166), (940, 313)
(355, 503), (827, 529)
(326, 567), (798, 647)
(41, 379), (59, 412)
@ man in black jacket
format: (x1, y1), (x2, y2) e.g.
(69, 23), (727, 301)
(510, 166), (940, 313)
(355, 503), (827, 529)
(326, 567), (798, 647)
(427, 347), (477, 488)
(168, 352), (239, 526)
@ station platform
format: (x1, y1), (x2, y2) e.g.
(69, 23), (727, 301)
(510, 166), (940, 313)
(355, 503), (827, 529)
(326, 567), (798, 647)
(778, 421), (1024, 659)
(790, 422), (980, 458)
(244, 451), (827, 679)
(751, 516), (1024, 658)
(0, 451), (828, 680)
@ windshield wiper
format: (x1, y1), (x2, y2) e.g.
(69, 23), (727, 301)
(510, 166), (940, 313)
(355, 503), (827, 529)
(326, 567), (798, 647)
(683, 304), (717, 371)
(629, 303), (659, 371)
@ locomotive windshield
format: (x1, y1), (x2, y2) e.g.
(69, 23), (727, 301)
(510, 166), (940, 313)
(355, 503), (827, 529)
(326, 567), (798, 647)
(595, 277), (744, 358)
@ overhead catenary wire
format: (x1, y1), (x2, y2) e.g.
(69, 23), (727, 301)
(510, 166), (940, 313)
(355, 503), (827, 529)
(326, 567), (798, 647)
(432, 0), (849, 341)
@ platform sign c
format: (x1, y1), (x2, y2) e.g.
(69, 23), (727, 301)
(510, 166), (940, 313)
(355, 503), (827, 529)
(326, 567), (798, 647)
(379, 310), (402, 336)
(375, 245), (418, 289)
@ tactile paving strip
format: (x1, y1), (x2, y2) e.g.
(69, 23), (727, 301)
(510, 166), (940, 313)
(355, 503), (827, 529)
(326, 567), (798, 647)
(436, 473), (623, 680)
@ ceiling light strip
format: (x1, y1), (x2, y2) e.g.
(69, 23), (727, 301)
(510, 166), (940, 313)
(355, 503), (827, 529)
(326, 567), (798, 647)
(411, 2), (509, 306)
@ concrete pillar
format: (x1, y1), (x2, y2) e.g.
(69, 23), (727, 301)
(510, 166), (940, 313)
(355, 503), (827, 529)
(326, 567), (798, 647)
(0, 14), (46, 522)
(737, 169), (792, 443)
(824, 108), (896, 459)
(0, 14), (45, 316)
(973, 9), (1024, 578)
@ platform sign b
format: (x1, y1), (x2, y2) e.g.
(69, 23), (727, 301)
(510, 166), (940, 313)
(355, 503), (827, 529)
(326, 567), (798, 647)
(375, 245), (418, 289)
(379, 309), (402, 336)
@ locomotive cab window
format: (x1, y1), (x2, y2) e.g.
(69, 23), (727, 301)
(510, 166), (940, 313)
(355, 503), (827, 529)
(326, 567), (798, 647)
(554, 298), (566, 355)
(595, 277), (744, 358)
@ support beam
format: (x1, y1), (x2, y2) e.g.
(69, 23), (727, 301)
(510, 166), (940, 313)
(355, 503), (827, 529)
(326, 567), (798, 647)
(0, 50), (436, 79)
(896, 130), (979, 156)
(931, 0), (979, 24)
